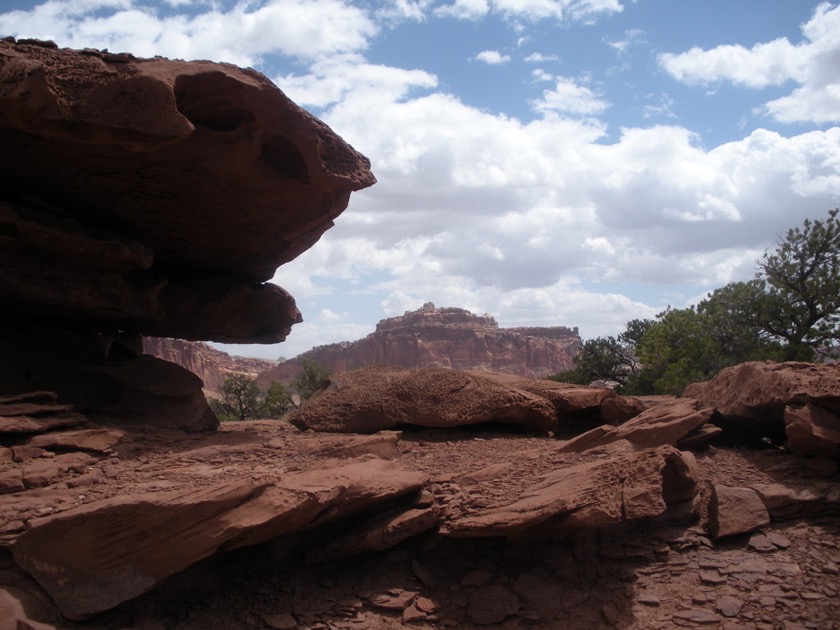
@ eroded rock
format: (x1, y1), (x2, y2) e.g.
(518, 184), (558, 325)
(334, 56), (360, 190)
(12, 457), (425, 619)
(683, 361), (840, 458)
(441, 445), (698, 537)
(290, 366), (557, 434)
(708, 485), (770, 539)
(0, 39), (374, 343)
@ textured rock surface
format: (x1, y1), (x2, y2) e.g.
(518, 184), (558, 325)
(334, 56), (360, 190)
(556, 398), (713, 452)
(708, 485), (771, 539)
(2, 414), (839, 627)
(0, 39), (374, 343)
(0, 326), (217, 431)
(257, 304), (581, 384)
(683, 361), (840, 458)
(441, 445), (698, 537)
(784, 402), (840, 459)
(12, 457), (425, 619)
(289, 365), (558, 434)
(142, 337), (277, 394)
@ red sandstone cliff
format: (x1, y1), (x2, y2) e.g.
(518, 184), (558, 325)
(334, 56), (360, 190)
(142, 338), (276, 394)
(256, 304), (581, 387)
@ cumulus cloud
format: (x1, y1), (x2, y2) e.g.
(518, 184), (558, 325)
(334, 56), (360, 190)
(532, 76), (610, 116)
(287, 50), (840, 339)
(474, 49), (511, 64)
(0, 0), (377, 64)
(658, 2), (840, 123)
(524, 52), (560, 62)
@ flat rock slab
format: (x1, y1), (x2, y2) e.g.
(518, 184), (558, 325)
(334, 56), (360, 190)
(557, 398), (713, 453)
(441, 445), (698, 537)
(12, 457), (425, 619)
(28, 429), (125, 453)
(290, 366), (557, 434)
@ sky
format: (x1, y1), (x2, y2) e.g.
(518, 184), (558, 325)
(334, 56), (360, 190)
(2, 0), (839, 361)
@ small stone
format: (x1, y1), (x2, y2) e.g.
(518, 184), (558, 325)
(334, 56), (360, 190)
(821, 562), (839, 575)
(368, 590), (418, 611)
(638, 593), (660, 606)
(801, 592), (823, 600)
(766, 532), (791, 549)
(415, 596), (439, 613)
(672, 608), (723, 625)
(716, 596), (744, 617)
(461, 569), (493, 587)
(261, 613), (297, 630)
(699, 571), (727, 585)
(748, 534), (777, 553)
(402, 603), (427, 623)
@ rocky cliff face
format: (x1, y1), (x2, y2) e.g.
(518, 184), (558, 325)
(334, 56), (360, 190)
(257, 304), (581, 386)
(142, 338), (277, 394)
(0, 38), (373, 429)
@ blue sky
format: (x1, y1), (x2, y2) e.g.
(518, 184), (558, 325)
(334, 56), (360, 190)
(2, 0), (839, 360)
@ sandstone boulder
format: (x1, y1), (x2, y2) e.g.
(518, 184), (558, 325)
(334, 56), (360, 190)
(478, 372), (645, 429)
(683, 362), (840, 458)
(555, 398), (714, 453)
(289, 366), (558, 434)
(0, 326), (217, 431)
(784, 403), (840, 460)
(12, 457), (425, 619)
(442, 445), (698, 537)
(708, 485), (770, 539)
(0, 39), (374, 343)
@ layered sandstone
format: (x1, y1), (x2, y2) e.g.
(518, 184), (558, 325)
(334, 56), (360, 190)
(0, 39), (373, 428)
(142, 337), (276, 394)
(258, 304), (581, 386)
(0, 38), (374, 343)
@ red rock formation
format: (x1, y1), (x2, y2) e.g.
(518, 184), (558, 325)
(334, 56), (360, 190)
(258, 304), (581, 386)
(142, 337), (276, 394)
(683, 361), (840, 459)
(0, 38), (374, 343)
(0, 39), (373, 429)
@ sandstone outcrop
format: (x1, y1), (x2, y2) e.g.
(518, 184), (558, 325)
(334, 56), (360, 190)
(0, 39), (374, 342)
(257, 304), (581, 385)
(441, 445), (699, 537)
(2, 376), (840, 626)
(683, 361), (840, 458)
(12, 457), (425, 619)
(289, 366), (558, 434)
(0, 39), (373, 427)
(142, 337), (277, 394)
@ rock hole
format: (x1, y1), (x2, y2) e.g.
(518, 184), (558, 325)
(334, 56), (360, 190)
(174, 73), (255, 132)
(261, 135), (310, 181)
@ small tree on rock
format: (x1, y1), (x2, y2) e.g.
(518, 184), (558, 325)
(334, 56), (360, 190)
(293, 359), (331, 402)
(216, 373), (261, 420)
(263, 381), (294, 417)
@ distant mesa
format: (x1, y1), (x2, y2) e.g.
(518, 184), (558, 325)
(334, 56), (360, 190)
(255, 303), (582, 388)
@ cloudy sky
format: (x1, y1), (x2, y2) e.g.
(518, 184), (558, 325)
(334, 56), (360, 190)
(3, 0), (839, 360)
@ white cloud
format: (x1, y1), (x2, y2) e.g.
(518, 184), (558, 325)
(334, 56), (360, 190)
(0, 0), (377, 64)
(524, 51), (560, 62)
(658, 2), (840, 123)
(434, 0), (622, 21)
(606, 27), (645, 56)
(277, 54), (438, 109)
(532, 76), (610, 116)
(474, 49), (511, 64)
